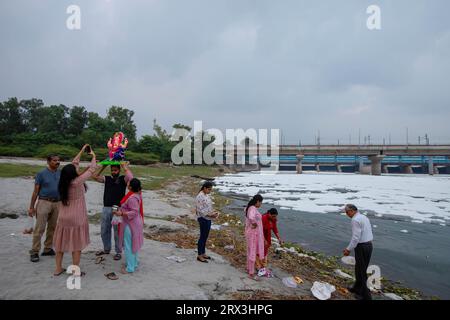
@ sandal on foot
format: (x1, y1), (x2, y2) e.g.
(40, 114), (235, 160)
(53, 268), (67, 276)
(95, 256), (105, 264)
(113, 253), (122, 261)
(197, 257), (208, 263)
(202, 255), (211, 260)
(104, 272), (119, 280)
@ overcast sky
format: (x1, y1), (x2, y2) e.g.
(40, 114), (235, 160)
(1, 0), (449, 144)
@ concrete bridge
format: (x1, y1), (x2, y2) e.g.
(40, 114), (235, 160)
(225, 144), (450, 175)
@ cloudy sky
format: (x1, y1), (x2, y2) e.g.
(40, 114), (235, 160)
(1, 0), (449, 144)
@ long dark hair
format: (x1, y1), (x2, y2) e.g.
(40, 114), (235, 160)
(58, 164), (79, 206)
(245, 194), (263, 217)
(198, 181), (213, 194)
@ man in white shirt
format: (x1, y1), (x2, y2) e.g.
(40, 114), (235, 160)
(343, 204), (374, 300)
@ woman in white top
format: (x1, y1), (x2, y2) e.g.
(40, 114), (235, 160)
(195, 181), (218, 263)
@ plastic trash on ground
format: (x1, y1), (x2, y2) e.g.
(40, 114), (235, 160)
(384, 292), (404, 300)
(282, 277), (299, 288)
(165, 256), (187, 263)
(311, 281), (336, 300)
(294, 276), (303, 284)
(210, 224), (221, 231)
(257, 268), (267, 277)
(224, 245), (234, 251)
(341, 256), (356, 266)
(334, 269), (354, 280)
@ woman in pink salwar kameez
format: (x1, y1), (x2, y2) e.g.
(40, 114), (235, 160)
(245, 194), (265, 280)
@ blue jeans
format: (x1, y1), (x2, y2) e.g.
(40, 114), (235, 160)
(124, 225), (139, 273)
(197, 217), (211, 255)
(101, 207), (121, 254)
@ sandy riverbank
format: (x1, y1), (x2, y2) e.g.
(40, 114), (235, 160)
(0, 176), (310, 300)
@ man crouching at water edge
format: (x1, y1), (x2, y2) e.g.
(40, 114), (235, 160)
(343, 204), (374, 300)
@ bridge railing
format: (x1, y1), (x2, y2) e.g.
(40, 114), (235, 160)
(258, 155), (450, 165)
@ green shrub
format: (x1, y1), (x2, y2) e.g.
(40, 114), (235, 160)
(0, 143), (159, 165)
(36, 144), (79, 161)
(0, 145), (35, 157)
(126, 151), (159, 165)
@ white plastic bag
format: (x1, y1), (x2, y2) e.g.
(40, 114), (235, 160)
(166, 256), (187, 263)
(111, 215), (123, 226)
(282, 277), (298, 288)
(311, 281), (336, 300)
(341, 256), (356, 266)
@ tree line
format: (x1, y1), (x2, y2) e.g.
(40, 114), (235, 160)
(0, 97), (197, 163)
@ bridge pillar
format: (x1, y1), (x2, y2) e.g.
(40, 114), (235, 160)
(428, 157), (434, 175)
(402, 164), (413, 174)
(336, 164), (342, 173)
(296, 155), (304, 174)
(369, 155), (385, 176)
(358, 158), (364, 173)
(315, 164), (320, 172)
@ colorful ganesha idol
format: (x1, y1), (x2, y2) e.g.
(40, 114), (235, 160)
(107, 131), (128, 162)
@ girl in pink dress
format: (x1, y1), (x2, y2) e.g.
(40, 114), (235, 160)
(53, 144), (97, 276)
(245, 194), (265, 280)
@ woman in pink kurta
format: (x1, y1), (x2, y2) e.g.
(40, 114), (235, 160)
(53, 144), (97, 276)
(245, 194), (265, 280)
(115, 178), (144, 274)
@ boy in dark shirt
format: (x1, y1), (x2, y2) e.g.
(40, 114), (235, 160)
(93, 162), (133, 260)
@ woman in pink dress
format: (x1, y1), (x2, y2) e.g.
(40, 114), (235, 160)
(245, 194), (265, 280)
(53, 144), (97, 276)
(114, 178), (144, 274)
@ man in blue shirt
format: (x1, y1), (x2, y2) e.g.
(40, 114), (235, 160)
(28, 154), (61, 262)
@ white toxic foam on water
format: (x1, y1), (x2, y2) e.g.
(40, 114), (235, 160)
(215, 172), (450, 224)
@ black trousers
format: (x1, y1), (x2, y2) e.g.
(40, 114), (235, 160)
(353, 242), (373, 300)
(197, 217), (211, 255)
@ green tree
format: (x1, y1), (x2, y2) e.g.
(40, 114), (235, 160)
(81, 112), (115, 147)
(34, 104), (69, 134)
(19, 98), (44, 133)
(0, 97), (24, 137)
(106, 106), (137, 143)
(67, 106), (88, 136)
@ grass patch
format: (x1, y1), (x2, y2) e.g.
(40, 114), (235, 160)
(0, 163), (44, 178)
(0, 162), (225, 191)
(131, 165), (225, 190)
